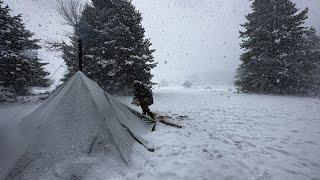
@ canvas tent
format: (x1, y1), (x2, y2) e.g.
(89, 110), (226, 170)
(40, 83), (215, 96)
(0, 71), (153, 180)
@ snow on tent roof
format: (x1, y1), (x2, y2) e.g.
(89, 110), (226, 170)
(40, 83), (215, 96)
(1, 71), (153, 179)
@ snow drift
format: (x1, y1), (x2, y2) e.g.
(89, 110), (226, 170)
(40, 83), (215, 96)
(0, 71), (153, 179)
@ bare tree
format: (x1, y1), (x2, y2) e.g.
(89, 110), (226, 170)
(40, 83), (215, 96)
(55, 0), (84, 27)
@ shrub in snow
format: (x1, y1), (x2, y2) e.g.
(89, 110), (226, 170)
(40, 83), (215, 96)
(0, 86), (15, 102)
(159, 79), (169, 87)
(0, 1), (50, 99)
(60, 0), (157, 94)
(235, 0), (320, 96)
(183, 80), (193, 88)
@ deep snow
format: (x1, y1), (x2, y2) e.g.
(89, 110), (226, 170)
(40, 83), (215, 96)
(1, 88), (320, 179)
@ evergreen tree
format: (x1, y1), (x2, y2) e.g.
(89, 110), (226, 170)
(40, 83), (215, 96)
(60, 36), (78, 82)
(63, 0), (157, 94)
(304, 28), (320, 95)
(0, 1), (49, 99)
(235, 0), (317, 95)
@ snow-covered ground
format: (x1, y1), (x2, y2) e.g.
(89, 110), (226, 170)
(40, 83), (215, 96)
(118, 88), (320, 180)
(1, 88), (319, 179)
(2, 0), (320, 179)
(0, 102), (39, 126)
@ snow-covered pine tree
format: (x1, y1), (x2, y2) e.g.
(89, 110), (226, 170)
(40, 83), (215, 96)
(0, 1), (49, 100)
(60, 36), (78, 82)
(235, 0), (317, 95)
(303, 28), (320, 95)
(63, 0), (157, 94)
(111, 0), (157, 93)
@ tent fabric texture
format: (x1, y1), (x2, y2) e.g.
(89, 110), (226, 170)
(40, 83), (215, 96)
(0, 71), (153, 180)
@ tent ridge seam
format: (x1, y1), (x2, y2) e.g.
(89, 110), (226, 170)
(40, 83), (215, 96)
(79, 75), (130, 164)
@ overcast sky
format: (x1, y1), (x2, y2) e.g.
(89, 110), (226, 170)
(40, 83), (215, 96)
(133, 0), (320, 85)
(4, 0), (319, 86)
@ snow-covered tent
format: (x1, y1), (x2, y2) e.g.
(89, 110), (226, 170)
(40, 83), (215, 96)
(1, 71), (153, 179)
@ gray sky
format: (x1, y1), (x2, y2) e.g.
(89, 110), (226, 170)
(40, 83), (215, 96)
(133, 0), (320, 85)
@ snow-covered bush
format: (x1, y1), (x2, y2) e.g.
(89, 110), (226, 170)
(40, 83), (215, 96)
(183, 80), (193, 88)
(0, 86), (15, 102)
(159, 79), (169, 87)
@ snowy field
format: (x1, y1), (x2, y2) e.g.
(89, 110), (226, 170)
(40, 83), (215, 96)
(1, 88), (320, 179)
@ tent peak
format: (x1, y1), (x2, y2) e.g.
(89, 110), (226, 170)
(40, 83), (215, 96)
(75, 70), (85, 76)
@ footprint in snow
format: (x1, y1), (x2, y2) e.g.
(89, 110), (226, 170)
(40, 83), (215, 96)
(265, 137), (277, 142)
(203, 149), (223, 160)
(304, 141), (317, 145)
(266, 146), (290, 156)
(290, 130), (299, 133)
(137, 172), (144, 178)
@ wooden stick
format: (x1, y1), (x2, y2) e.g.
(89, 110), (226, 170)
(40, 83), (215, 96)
(141, 113), (182, 129)
(127, 107), (182, 129)
(127, 107), (182, 131)
(159, 119), (182, 128)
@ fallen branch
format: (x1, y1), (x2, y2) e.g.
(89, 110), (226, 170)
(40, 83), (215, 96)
(128, 107), (182, 129)
(159, 119), (182, 128)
